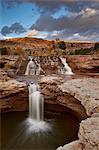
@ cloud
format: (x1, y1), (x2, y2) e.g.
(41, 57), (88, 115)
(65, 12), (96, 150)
(1, 22), (26, 36)
(65, 32), (99, 41)
(1, 0), (99, 41)
(30, 10), (99, 33)
(26, 29), (39, 37)
(52, 30), (62, 37)
(2, 0), (99, 12)
(0, 35), (13, 40)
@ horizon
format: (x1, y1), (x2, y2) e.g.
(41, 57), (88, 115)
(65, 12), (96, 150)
(0, 36), (96, 43)
(0, 0), (99, 41)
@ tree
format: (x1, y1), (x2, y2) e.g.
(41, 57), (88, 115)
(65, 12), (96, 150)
(58, 41), (66, 50)
(94, 43), (99, 51)
(0, 47), (7, 55)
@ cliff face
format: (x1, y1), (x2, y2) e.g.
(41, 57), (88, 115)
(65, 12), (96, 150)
(67, 55), (99, 73)
(0, 79), (28, 113)
(55, 77), (99, 150)
(1, 54), (99, 78)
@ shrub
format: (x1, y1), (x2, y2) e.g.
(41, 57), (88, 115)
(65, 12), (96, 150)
(58, 41), (66, 50)
(94, 43), (99, 51)
(0, 47), (7, 55)
(62, 50), (67, 55)
(70, 48), (92, 55)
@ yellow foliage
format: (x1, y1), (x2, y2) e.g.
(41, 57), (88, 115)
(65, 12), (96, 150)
(14, 47), (24, 55)
(5, 63), (11, 69)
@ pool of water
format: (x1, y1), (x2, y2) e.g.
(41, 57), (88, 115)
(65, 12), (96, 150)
(1, 112), (79, 150)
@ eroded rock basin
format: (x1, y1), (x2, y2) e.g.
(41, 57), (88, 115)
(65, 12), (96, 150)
(0, 74), (99, 150)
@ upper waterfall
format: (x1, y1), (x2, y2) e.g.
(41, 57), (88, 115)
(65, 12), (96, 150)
(25, 57), (36, 75)
(25, 56), (45, 75)
(60, 57), (74, 75)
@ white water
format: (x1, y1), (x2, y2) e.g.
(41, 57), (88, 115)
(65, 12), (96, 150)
(60, 57), (74, 75)
(29, 83), (44, 121)
(26, 83), (51, 133)
(25, 57), (45, 75)
(25, 57), (36, 75)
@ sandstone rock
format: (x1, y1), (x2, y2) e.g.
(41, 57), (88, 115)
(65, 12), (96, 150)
(0, 69), (10, 81)
(79, 116), (99, 150)
(39, 75), (87, 120)
(0, 79), (28, 112)
(59, 78), (99, 116)
(56, 140), (82, 150)
(67, 55), (99, 73)
(56, 77), (99, 150)
(56, 116), (99, 150)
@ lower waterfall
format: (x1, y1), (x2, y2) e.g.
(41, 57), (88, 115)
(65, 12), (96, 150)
(29, 83), (44, 121)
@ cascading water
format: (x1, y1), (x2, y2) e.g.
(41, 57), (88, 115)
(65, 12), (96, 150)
(25, 57), (36, 75)
(25, 82), (50, 133)
(60, 57), (74, 75)
(29, 83), (44, 121)
(25, 56), (45, 75)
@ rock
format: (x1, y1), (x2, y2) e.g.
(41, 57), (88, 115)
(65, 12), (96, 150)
(56, 116), (99, 150)
(59, 78), (99, 116)
(67, 55), (99, 73)
(0, 69), (10, 81)
(39, 75), (87, 120)
(56, 140), (82, 150)
(0, 79), (28, 112)
(79, 116), (99, 150)
(56, 77), (99, 150)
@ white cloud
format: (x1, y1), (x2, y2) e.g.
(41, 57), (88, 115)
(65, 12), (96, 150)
(69, 8), (99, 18)
(80, 8), (98, 18)
(0, 35), (13, 40)
(65, 32), (98, 42)
(26, 29), (39, 37)
(52, 30), (61, 37)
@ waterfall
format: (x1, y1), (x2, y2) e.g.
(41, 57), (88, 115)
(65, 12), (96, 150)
(25, 56), (45, 75)
(29, 83), (44, 121)
(25, 57), (36, 75)
(60, 57), (74, 75)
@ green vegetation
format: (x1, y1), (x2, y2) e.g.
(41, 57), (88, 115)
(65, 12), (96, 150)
(0, 47), (7, 55)
(62, 50), (67, 55)
(94, 43), (99, 51)
(58, 41), (66, 50)
(70, 48), (93, 55)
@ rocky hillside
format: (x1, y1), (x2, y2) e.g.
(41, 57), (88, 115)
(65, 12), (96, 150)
(0, 37), (96, 56)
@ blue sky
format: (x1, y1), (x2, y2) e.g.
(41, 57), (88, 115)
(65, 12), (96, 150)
(0, 0), (99, 41)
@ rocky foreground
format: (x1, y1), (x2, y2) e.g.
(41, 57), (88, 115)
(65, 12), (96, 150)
(0, 75), (99, 150)
(54, 77), (99, 150)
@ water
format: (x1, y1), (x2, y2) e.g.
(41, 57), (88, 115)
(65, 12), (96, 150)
(60, 57), (74, 75)
(25, 57), (36, 75)
(29, 83), (44, 121)
(1, 112), (79, 150)
(25, 57), (45, 75)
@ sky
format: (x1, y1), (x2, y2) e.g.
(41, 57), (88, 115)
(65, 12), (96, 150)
(0, 0), (99, 41)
